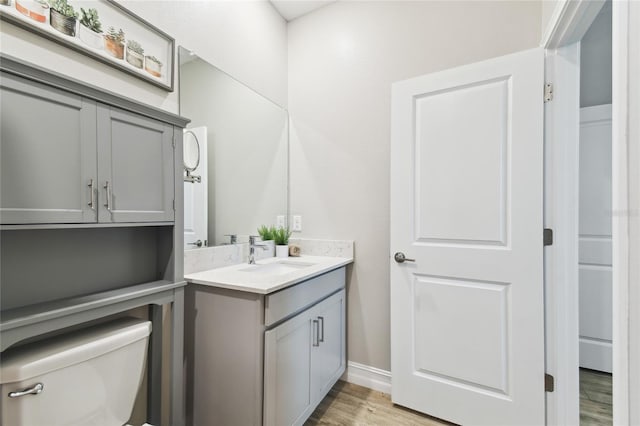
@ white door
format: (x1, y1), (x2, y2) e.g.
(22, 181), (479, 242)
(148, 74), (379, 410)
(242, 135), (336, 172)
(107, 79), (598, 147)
(184, 126), (208, 250)
(390, 48), (545, 425)
(578, 104), (613, 373)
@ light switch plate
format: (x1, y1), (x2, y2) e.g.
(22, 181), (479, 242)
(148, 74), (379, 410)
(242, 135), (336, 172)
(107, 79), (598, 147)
(292, 215), (302, 232)
(276, 215), (286, 228)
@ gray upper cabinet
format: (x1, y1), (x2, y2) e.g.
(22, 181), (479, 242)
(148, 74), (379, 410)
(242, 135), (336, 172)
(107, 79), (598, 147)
(1, 73), (98, 224)
(1, 72), (175, 226)
(97, 106), (174, 223)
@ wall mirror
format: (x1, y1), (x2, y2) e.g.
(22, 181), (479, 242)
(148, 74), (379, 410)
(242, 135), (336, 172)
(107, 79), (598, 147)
(179, 46), (289, 248)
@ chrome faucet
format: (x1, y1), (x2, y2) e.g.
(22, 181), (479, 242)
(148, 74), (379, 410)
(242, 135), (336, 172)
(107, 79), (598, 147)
(248, 235), (268, 264)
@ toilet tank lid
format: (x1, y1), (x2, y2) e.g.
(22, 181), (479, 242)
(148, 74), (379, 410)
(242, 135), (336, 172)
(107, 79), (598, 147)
(0, 317), (151, 384)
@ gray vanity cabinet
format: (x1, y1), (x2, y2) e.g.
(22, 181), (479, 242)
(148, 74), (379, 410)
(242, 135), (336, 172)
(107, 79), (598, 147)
(97, 106), (175, 223)
(0, 73), (98, 224)
(0, 71), (175, 225)
(263, 289), (346, 426)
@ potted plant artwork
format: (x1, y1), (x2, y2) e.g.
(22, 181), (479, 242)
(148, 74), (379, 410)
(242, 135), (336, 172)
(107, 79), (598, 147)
(126, 39), (144, 69)
(144, 55), (162, 78)
(104, 26), (125, 60)
(273, 227), (292, 258)
(49, 0), (77, 37)
(1, 0), (11, 7)
(78, 8), (102, 50)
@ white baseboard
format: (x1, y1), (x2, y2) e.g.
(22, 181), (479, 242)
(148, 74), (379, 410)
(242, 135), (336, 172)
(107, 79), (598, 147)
(343, 361), (392, 395)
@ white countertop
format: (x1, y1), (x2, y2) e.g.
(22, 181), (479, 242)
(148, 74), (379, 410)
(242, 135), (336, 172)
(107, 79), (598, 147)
(184, 255), (353, 294)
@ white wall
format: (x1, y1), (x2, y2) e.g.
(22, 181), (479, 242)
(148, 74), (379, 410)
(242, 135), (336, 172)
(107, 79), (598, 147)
(0, 0), (288, 111)
(580, 2), (612, 107)
(287, 0), (541, 371)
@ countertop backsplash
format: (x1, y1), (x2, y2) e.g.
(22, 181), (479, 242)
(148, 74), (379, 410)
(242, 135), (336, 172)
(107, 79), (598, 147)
(184, 238), (354, 275)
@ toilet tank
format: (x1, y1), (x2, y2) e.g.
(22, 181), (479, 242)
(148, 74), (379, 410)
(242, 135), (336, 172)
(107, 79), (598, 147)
(0, 317), (151, 426)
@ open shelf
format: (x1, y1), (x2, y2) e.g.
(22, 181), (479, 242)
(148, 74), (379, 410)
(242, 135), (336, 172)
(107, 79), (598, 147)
(0, 280), (185, 351)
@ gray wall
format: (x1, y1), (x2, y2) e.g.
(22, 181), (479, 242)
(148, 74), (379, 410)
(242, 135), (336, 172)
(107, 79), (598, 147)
(580, 2), (612, 107)
(288, 0), (541, 372)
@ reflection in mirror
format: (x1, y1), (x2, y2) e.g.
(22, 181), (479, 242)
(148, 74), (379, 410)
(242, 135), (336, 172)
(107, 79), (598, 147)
(179, 46), (289, 248)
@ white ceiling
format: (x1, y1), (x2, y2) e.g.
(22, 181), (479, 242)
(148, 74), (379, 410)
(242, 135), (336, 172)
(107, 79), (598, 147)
(270, 0), (336, 21)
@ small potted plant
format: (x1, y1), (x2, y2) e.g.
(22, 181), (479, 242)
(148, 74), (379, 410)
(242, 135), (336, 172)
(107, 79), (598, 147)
(15, 0), (49, 22)
(144, 55), (162, 78)
(257, 225), (276, 257)
(78, 7), (102, 49)
(126, 39), (144, 69)
(273, 227), (291, 258)
(104, 26), (125, 59)
(49, 0), (77, 37)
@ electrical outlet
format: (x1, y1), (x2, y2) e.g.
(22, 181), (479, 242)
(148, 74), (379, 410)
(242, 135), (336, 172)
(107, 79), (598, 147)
(292, 215), (302, 232)
(276, 215), (286, 228)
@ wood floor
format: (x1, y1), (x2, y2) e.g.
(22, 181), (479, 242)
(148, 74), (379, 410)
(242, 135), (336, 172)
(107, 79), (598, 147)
(305, 369), (613, 426)
(580, 368), (613, 426)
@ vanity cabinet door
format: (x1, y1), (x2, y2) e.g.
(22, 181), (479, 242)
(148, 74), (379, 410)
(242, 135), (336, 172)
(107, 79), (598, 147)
(97, 105), (174, 223)
(0, 72), (97, 224)
(264, 309), (315, 426)
(310, 289), (346, 405)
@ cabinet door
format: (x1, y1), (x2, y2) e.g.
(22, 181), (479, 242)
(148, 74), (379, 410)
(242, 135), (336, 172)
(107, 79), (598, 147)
(311, 289), (346, 405)
(0, 73), (97, 224)
(264, 309), (315, 426)
(97, 105), (174, 223)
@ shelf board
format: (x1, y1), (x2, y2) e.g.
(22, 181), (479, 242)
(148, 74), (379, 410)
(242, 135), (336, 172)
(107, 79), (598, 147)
(1, 280), (186, 351)
(0, 222), (174, 231)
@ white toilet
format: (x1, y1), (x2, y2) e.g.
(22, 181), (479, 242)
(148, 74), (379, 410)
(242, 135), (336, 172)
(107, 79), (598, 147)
(0, 317), (152, 426)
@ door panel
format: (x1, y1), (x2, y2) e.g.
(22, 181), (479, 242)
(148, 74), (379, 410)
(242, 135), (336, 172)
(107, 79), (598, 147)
(310, 290), (346, 404)
(0, 73), (97, 224)
(390, 48), (544, 425)
(264, 310), (313, 426)
(415, 78), (508, 245)
(97, 106), (174, 223)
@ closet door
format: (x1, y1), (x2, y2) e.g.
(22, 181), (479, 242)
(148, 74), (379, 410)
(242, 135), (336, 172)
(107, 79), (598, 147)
(97, 105), (174, 223)
(0, 72), (97, 224)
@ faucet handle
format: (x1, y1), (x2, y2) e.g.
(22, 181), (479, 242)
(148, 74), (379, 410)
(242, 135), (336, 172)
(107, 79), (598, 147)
(249, 235), (258, 244)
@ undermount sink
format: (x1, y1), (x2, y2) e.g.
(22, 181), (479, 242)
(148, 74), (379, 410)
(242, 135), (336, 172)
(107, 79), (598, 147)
(238, 261), (316, 275)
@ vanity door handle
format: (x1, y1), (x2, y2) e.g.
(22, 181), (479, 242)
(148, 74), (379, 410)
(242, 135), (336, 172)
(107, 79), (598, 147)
(312, 319), (320, 347)
(318, 316), (324, 343)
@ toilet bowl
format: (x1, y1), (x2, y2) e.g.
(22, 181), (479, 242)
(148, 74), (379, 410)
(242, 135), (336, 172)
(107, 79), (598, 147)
(0, 317), (152, 426)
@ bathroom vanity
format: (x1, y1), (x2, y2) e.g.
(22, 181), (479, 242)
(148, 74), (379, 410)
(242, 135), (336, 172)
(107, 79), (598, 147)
(184, 256), (352, 426)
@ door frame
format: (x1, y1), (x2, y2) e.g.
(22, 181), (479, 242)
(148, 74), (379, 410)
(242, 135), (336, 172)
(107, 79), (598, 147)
(542, 0), (637, 424)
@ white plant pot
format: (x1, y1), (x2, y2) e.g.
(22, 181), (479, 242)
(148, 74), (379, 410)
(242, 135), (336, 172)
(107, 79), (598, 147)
(79, 24), (103, 50)
(276, 245), (288, 258)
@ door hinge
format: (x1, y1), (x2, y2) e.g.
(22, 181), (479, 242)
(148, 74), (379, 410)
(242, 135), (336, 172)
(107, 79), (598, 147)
(172, 138), (176, 149)
(172, 199), (175, 211)
(545, 374), (555, 392)
(544, 83), (554, 102)
(544, 228), (553, 246)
